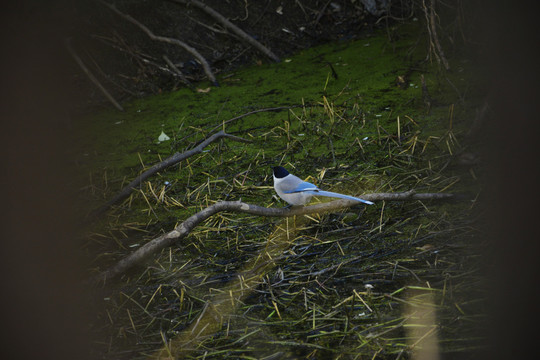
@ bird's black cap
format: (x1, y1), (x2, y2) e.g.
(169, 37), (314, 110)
(272, 166), (289, 178)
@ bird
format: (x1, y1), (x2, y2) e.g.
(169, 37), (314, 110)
(272, 166), (374, 206)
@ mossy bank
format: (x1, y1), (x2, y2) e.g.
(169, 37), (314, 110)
(77, 20), (488, 359)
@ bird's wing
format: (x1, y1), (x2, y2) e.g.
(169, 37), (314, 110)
(283, 181), (318, 193)
(309, 190), (374, 205)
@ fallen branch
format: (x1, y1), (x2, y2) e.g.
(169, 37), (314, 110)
(313, 0), (332, 26)
(65, 38), (124, 111)
(92, 190), (456, 283)
(207, 105), (305, 133)
(170, 0), (280, 62)
(88, 130), (250, 219)
(422, 0), (450, 70)
(428, 0), (450, 70)
(162, 54), (192, 88)
(100, 1), (218, 85)
(205, 102), (355, 135)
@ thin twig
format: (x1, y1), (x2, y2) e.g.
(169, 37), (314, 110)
(100, 0), (218, 85)
(423, 0), (450, 70)
(207, 105), (306, 133)
(169, 0), (280, 62)
(313, 0), (332, 26)
(88, 130), (250, 219)
(65, 38), (124, 111)
(162, 54), (192, 87)
(429, 0), (450, 70)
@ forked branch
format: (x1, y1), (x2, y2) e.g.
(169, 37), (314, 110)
(100, 1), (218, 84)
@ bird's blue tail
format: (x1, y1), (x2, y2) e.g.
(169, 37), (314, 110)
(308, 190), (374, 205)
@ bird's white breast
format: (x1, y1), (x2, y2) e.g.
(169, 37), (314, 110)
(273, 175), (313, 205)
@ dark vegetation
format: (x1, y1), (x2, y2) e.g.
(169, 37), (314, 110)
(66, 0), (479, 113)
(65, 1), (493, 359)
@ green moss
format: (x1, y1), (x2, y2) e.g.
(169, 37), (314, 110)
(80, 21), (487, 358)
(77, 21), (481, 223)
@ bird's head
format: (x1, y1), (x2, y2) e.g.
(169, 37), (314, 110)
(272, 166), (289, 178)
